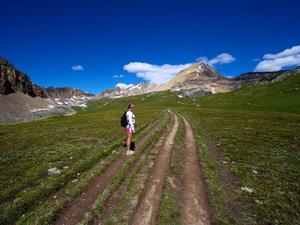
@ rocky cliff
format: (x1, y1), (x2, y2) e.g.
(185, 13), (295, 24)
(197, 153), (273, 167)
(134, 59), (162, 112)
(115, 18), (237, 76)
(0, 57), (37, 96)
(0, 57), (94, 98)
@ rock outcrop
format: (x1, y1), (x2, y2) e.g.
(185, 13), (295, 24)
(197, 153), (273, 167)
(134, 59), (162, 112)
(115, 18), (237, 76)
(234, 70), (286, 86)
(0, 57), (94, 99)
(0, 57), (36, 96)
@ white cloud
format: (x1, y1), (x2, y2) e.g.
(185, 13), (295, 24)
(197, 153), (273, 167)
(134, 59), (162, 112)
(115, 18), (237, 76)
(197, 53), (235, 66)
(116, 83), (134, 89)
(113, 74), (124, 78)
(255, 45), (300, 72)
(208, 53), (236, 65)
(71, 65), (84, 71)
(263, 45), (300, 60)
(196, 56), (209, 63)
(123, 62), (192, 85)
(123, 53), (235, 85)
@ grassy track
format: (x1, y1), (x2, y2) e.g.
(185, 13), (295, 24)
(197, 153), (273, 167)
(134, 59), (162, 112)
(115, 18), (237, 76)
(15, 112), (163, 225)
(1, 72), (299, 224)
(79, 111), (171, 225)
(0, 100), (162, 224)
(100, 114), (173, 225)
(178, 108), (300, 224)
(156, 116), (184, 225)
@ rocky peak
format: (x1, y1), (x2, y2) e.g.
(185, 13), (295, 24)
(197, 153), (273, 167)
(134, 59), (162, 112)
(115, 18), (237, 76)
(155, 62), (234, 93)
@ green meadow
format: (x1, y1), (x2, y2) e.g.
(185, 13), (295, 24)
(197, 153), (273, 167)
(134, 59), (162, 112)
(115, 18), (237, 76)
(1, 73), (299, 224)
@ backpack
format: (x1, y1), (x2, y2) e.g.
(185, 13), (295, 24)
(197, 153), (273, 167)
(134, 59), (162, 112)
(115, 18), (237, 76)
(120, 111), (128, 127)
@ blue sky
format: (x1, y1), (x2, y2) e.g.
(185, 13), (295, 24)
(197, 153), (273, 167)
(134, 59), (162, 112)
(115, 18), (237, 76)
(1, 0), (299, 93)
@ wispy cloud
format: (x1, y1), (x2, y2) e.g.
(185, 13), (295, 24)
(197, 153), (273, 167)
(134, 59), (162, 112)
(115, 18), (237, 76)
(255, 45), (300, 71)
(116, 83), (134, 89)
(113, 74), (124, 78)
(197, 53), (236, 66)
(123, 62), (192, 85)
(71, 65), (84, 71)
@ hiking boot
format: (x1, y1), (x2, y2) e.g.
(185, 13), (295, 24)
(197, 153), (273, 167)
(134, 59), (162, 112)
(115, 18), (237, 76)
(126, 150), (134, 156)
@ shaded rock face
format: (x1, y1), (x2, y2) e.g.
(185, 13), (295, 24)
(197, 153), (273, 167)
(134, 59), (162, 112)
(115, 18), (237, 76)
(0, 57), (36, 97)
(45, 87), (93, 98)
(155, 62), (235, 94)
(33, 84), (48, 98)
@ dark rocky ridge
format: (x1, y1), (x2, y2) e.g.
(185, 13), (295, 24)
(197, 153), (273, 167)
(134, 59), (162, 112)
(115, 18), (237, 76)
(0, 57), (36, 96)
(0, 57), (94, 98)
(44, 87), (94, 98)
(234, 70), (287, 83)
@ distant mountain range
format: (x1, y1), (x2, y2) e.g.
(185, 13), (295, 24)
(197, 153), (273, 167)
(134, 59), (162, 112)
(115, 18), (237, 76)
(99, 62), (298, 98)
(0, 56), (298, 124)
(0, 57), (95, 124)
(98, 83), (156, 98)
(2, 56), (298, 101)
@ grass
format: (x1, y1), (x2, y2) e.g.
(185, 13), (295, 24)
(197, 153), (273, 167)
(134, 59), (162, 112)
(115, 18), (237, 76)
(178, 107), (300, 225)
(104, 114), (173, 225)
(0, 99), (162, 224)
(156, 116), (184, 225)
(15, 114), (160, 225)
(79, 111), (171, 225)
(188, 72), (300, 113)
(1, 71), (299, 224)
(195, 123), (239, 224)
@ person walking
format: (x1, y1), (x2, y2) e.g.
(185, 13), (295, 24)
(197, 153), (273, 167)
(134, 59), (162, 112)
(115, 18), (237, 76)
(123, 103), (136, 156)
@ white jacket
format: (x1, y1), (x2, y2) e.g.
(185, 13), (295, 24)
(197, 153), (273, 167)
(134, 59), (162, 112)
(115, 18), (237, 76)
(126, 110), (135, 132)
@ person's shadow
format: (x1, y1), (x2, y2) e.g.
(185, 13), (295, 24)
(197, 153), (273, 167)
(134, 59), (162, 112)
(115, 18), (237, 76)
(123, 141), (135, 151)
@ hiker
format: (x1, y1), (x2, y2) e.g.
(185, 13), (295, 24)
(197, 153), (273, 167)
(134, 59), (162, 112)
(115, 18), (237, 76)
(122, 103), (136, 156)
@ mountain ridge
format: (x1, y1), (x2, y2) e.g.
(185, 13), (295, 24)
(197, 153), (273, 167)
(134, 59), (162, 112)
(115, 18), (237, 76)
(0, 57), (94, 98)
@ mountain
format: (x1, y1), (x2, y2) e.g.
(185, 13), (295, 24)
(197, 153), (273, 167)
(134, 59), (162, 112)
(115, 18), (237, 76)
(99, 83), (156, 98)
(0, 57), (95, 124)
(44, 87), (94, 98)
(234, 68), (299, 88)
(0, 57), (37, 97)
(0, 57), (94, 99)
(234, 70), (287, 86)
(154, 62), (235, 94)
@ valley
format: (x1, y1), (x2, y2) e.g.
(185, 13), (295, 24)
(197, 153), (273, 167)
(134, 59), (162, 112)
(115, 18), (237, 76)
(0, 71), (299, 224)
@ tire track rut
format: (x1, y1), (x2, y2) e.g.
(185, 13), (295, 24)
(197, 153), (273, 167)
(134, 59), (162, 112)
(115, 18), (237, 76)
(52, 113), (167, 225)
(180, 115), (211, 225)
(129, 112), (178, 225)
